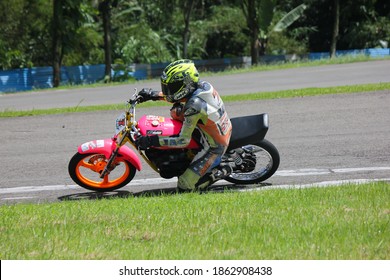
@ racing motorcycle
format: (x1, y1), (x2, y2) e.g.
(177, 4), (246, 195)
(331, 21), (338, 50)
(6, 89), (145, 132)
(68, 89), (280, 192)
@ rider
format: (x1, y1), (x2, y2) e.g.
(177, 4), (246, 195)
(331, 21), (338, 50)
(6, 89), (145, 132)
(136, 59), (233, 191)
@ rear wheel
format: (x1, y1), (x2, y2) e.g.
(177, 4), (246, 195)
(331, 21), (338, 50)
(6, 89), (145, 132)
(225, 139), (280, 185)
(68, 152), (136, 192)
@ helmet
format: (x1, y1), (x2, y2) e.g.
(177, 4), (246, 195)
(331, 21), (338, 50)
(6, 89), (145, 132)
(161, 59), (199, 102)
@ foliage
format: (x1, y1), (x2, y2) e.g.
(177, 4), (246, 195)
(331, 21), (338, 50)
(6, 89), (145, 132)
(62, 3), (104, 65)
(203, 5), (248, 58)
(273, 3), (306, 32)
(0, 0), (52, 69)
(292, 0), (390, 52)
(267, 8), (313, 55)
(0, 0), (389, 70)
(120, 25), (174, 64)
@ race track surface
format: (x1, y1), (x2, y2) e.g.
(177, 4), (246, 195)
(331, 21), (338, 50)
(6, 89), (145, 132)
(1, 60), (390, 111)
(1, 60), (389, 204)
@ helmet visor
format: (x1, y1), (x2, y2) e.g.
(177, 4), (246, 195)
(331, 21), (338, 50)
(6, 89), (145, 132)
(161, 80), (184, 96)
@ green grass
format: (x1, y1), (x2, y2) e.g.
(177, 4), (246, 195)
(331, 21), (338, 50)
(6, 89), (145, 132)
(0, 100), (169, 118)
(1, 182), (389, 260)
(208, 54), (390, 76)
(1, 82), (390, 118)
(222, 82), (390, 102)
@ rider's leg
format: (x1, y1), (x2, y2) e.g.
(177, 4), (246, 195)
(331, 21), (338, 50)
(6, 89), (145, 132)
(177, 148), (232, 191)
(177, 148), (219, 190)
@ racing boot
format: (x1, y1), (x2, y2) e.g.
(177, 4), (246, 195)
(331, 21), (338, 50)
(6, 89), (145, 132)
(195, 163), (234, 190)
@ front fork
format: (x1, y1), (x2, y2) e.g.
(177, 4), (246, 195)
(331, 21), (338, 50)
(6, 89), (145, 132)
(100, 131), (130, 179)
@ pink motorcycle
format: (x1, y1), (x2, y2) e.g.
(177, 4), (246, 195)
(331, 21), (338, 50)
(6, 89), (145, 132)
(68, 90), (280, 192)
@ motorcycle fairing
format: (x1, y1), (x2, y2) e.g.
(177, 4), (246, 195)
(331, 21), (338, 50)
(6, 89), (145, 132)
(138, 115), (180, 136)
(228, 113), (269, 150)
(78, 139), (142, 171)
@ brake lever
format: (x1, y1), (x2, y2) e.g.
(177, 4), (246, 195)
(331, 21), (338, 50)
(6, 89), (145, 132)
(128, 88), (139, 104)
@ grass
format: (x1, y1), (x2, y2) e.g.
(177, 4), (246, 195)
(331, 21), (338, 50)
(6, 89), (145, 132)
(1, 82), (390, 118)
(0, 100), (169, 118)
(207, 54), (390, 76)
(1, 182), (389, 260)
(222, 82), (390, 102)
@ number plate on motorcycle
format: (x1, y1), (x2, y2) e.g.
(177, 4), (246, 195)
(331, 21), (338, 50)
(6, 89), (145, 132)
(115, 113), (126, 135)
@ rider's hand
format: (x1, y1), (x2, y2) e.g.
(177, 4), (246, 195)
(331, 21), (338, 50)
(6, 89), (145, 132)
(138, 88), (153, 103)
(170, 102), (185, 121)
(135, 135), (160, 150)
(138, 88), (163, 103)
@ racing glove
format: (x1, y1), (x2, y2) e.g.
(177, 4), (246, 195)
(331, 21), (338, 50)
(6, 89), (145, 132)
(170, 102), (185, 121)
(135, 135), (160, 150)
(138, 88), (163, 102)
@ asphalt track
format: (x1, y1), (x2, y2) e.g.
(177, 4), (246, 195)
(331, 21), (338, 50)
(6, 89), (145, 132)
(1, 60), (390, 111)
(1, 60), (389, 205)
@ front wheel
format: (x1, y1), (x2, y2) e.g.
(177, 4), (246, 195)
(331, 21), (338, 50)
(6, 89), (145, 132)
(68, 152), (136, 192)
(225, 139), (280, 185)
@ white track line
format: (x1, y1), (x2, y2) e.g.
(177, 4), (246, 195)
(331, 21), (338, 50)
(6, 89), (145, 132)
(275, 166), (390, 176)
(237, 178), (390, 193)
(1, 167), (389, 197)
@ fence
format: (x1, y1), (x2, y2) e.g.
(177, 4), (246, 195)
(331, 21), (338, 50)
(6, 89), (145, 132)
(0, 65), (106, 93)
(1, 48), (389, 93)
(308, 48), (390, 60)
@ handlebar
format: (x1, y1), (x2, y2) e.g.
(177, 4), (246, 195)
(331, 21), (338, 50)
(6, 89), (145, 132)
(128, 88), (139, 105)
(128, 88), (150, 105)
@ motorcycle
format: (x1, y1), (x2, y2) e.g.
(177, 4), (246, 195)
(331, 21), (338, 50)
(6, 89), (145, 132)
(68, 90), (280, 192)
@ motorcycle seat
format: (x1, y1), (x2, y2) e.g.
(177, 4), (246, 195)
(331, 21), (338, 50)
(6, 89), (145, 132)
(228, 113), (269, 150)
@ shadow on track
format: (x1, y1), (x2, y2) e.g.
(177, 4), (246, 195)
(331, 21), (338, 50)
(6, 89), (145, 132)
(58, 182), (272, 202)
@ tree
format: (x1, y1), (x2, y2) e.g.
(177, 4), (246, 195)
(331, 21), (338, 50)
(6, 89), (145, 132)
(270, 3), (308, 55)
(98, 0), (118, 82)
(52, 0), (85, 87)
(241, 1), (306, 64)
(3, 0), (390, 75)
(204, 5), (247, 59)
(112, 1), (173, 64)
(1, 0), (52, 70)
(52, 0), (63, 87)
(330, 0), (340, 58)
(182, 0), (196, 58)
(241, 0), (262, 65)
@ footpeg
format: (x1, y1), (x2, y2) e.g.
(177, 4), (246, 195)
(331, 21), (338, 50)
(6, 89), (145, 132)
(210, 164), (233, 181)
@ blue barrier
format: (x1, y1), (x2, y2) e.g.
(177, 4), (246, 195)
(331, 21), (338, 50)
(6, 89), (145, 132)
(309, 48), (390, 60)
(0, 68), (32, 92)
(1, 48), (389, 93)
(0, 64), (108, 93)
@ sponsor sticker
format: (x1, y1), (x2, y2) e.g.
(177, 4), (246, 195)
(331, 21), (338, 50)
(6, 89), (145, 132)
(146, 130), (163, 135)
(146, 115), (165, 122)
(81, 140), (105, 152)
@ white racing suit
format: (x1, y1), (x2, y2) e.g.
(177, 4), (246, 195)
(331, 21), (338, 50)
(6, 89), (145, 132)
(156, 81), (232, 190)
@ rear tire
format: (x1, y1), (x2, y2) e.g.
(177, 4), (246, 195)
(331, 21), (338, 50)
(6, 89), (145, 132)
(68, 152), (136, 192)
(225, 139), (280, 185)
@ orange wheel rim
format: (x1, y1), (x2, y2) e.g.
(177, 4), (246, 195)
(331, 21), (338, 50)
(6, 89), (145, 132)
(75, 154), (131, 189)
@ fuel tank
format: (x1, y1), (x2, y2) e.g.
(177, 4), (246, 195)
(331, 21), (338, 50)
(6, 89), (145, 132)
(137, 115), (199, 149)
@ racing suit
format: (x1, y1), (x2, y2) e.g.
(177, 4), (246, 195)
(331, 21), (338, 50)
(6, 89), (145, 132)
(158, 81), (232, 190)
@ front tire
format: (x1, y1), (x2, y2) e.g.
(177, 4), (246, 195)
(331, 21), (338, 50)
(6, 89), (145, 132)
(68, 152), (136, 192)
(225, 139), (280, 185)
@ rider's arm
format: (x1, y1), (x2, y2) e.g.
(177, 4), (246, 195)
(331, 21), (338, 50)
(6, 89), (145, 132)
(157, 97), (206, 148)
(150, 90), (165, 101)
